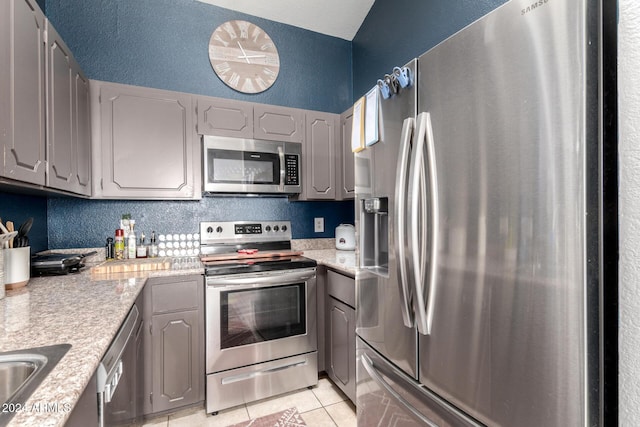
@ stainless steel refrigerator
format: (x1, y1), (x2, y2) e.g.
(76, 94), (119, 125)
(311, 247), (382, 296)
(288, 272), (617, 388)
(355, 0), (615, 425)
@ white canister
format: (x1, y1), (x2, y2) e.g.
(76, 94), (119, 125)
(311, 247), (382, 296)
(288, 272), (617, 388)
(5, 247), (30, 289)
(335, 224), (356, 251)
(0, 248), (4, 300)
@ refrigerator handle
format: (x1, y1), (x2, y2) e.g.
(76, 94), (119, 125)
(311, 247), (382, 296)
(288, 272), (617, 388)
(394, 117), (416, 328)
(409, 112), (439, 336)
(361, 354), (438, 427)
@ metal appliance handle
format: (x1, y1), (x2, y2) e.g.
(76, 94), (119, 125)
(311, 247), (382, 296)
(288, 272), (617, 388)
(394, 117), (416, 328)
(408, 112), (439, 335)
(361, 354), (438, 427)
(221, 360), (308, 385)
(206, 268), (316, 288)
(278, 146), (286, 192)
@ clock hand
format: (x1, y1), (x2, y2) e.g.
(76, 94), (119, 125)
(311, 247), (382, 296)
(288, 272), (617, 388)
(236, 41), (251, 64)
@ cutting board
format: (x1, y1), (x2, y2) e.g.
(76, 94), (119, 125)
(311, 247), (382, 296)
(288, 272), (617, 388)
(200, 250), (304, 262)
(91, 257), (172, 274)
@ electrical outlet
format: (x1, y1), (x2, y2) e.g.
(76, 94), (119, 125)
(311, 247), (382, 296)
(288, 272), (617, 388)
(314, 217), (325, 233)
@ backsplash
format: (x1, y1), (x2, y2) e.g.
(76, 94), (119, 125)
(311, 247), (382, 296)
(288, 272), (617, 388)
(0, 191), (48, 254)
(47, 196), (354, 249)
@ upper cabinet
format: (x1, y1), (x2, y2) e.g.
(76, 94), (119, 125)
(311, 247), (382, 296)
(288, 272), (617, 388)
(196, 96), (253, 138)
(46, 21), (92, 196)
(0, 0), (47, 186)
(92, 81), (200, 200)
(196, 97), (304, 143)
(338, 107), (355, 200)
(254, 105), (304, 143)
(301, 111), (338, 200)
(0, 0), (91, 195)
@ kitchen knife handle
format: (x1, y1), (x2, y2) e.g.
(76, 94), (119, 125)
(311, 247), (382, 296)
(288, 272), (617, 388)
(394, 117), (415, 328)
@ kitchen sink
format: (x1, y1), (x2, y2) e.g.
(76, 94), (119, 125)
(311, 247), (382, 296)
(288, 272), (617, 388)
(0, 344), (71, 424)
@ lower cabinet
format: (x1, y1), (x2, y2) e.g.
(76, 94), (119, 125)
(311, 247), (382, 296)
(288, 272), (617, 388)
(65, 371), (98, 427)
(325, 269), (356, 403)
(142, 274), (204, 415)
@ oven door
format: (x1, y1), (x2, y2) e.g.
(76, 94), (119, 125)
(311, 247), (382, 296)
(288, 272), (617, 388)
(206, 268), (317, 373)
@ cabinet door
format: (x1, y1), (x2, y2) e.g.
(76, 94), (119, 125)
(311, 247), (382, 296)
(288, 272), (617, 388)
(151, 310), (201, 413)
(97, 82), (198, 199)
(254, 104), (304, 142)
(339, 107), (355, 199)
(0, 0), (46, 184)
(196, 96), (253, 138)
(45, 22), (92, 195)
(328, 297), (356, 402)
(304, 111), (338, 199)
(46, 22), (74, 191)
(74, 70), (92, 196)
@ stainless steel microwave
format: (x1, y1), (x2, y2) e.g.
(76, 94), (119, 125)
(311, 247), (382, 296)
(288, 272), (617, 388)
(202, 135), (302, 195)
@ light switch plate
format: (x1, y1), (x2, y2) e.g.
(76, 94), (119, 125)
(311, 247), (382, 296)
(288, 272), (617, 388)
(314, 217), (324, 233)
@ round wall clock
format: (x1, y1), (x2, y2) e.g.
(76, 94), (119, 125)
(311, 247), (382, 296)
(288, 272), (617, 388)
(208, 20), (280, 94)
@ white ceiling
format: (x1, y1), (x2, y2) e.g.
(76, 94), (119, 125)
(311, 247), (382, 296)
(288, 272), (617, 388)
(195, 0), (375, 41)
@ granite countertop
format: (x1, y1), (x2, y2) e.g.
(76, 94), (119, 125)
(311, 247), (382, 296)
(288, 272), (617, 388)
(0, 245), (353, 426)
(0, 262), (202, 427)
(304, 249), (356, 277)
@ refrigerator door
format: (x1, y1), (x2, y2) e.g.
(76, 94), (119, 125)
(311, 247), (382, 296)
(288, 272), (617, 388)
(356, 60), (418, 378)
(415, 0), (594, 425)
(356, 337), (482, 427)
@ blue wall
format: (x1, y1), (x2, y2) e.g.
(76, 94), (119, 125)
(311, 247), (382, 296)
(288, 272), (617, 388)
(0, 192), (48, 254)
(45, 0), (352, 114)
(352, 0), (507, 98)
(47, 197), (353, 249)
(3, 0), (510, 251)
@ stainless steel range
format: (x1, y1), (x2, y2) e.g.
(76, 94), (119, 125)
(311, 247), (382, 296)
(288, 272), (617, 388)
(200, 221), (318, 414)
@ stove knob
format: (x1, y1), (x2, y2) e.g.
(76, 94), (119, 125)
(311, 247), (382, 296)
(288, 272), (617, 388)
(281, 225), (288, 232)
(206, 226), (213, 234)
(273, 225), (279, 232)
(265, 225), (271, 232)
(216, 226), (223, 233)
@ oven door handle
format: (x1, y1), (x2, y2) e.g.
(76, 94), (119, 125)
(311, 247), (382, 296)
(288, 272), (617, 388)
(206, 268), (316, 288)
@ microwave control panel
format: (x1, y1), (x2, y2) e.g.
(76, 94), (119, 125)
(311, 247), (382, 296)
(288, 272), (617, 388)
(284, 154), (299, 186)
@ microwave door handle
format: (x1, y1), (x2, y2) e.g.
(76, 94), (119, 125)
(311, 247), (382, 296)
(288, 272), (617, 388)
(278, 146), (286, 192)
(394, 117), (415, 328)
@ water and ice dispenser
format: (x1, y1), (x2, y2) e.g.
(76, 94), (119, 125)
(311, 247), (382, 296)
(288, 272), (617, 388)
(360, 197), (389, 274)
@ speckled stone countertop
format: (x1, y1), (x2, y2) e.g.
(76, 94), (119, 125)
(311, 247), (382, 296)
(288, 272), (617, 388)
(0, 244), (352, 426)
(303, 249), (356, 277)
(0, 260), (202, 427)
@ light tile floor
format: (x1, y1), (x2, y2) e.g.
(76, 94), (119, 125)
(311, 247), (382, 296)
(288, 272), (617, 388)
(143, 377), (356, 427)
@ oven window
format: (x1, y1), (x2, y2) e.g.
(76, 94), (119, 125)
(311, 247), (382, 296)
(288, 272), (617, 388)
(209, 149), (279, 185)
(221, 283), (306, 349)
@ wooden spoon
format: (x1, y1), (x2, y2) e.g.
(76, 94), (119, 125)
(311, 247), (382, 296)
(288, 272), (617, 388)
(6, 221), (14, 248)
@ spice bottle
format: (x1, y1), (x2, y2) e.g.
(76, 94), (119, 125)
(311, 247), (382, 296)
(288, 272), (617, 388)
(115, 229), (125, 260)
(128, 231), (137, 260)
(106, 237), (114, 260)
(149, 231), (159, 258)
(136, 232), (148, 258)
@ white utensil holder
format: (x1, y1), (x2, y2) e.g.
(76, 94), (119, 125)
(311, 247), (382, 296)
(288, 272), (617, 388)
(5, 246), (30, 289)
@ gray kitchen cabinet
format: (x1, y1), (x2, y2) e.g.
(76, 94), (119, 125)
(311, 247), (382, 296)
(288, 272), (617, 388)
(0, 0), (47, 185)
(254, 104), (304, 143)
(326, 269), (356, 403)
(338, 107), (355, 200)
(142, 275), (204, 415)
(196, 96), (254, 138)
(93, 81), (200, 199)
(65, 371), (98, 427)
(299, 111), (338, 200)
(45, 21), (92, 196)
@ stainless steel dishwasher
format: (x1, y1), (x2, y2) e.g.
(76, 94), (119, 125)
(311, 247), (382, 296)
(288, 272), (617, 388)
(97, 303), (142, 427)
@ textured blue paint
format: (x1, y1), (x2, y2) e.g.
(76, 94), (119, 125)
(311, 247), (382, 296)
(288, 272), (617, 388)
(0, 192), (48, 254)
(45, 0), (352, 114)
(47, 197), (354, 249)
(352, 0), (507, 98)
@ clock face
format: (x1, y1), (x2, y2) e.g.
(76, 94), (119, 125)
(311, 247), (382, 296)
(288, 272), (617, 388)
(208, 20), (280, 94)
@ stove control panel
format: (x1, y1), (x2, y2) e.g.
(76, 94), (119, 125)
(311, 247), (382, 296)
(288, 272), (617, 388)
(200, 220), (292, 245)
